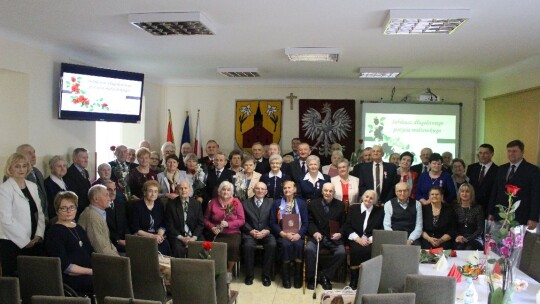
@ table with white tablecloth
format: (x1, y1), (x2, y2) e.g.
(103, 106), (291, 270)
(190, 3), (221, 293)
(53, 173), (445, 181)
(419, 250), (539, 304)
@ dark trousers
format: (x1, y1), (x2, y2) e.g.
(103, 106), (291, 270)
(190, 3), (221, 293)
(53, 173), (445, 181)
(0, 239), (43, 277)
(170, 238), (188, 258)
(305, 238), (346, 279)
(242, 234), (276, 277)
(277, 237), (304, 262)
(349, 242), (372, 267)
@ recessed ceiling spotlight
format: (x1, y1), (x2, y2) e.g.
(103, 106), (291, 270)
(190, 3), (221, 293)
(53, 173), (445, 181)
(129, 12), (215, 36)
(284, 47), (339, 62)
(384, 9), (470, 35)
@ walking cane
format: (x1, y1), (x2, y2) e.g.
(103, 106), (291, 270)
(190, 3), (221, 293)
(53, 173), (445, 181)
(313, 239), (320, 300)
(303, 236), (307, 294)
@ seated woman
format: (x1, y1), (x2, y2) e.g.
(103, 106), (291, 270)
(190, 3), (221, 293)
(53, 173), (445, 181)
(261, 154), (291, 200)
(300, 155), (331, 201)
(44, 155), (69, 219)
(130, 180), (171, 255)
(454, 183), (484, 250)
(233, 156), (261, 200)
(331, 159), (360, 211)
(157, 154), (189, 200)
(416, 153), (456, 205)
(44, 191), (93, 294)
(269, 180), (308, 289)
(128, 147), (158, 200)
(343, 190), (384, 290)
(421, 186), (456, 249)
(322, 150), (344, 178)
(184, 153), (206, 202)
(204, 181), (245, 282)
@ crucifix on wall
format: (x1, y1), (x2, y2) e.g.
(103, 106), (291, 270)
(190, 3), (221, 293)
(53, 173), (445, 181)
(286, 93), (297, 110)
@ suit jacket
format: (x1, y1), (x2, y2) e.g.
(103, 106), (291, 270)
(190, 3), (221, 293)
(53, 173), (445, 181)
(411, 163), (428, 176)
(241, 197), (273, 235)
(105, 198), (130, 249)
(355, 162), (397, 203)
(0, 178), (45, 248)
(199, 156), (215, 173)
(44, 176), (67, 218)
(307, 198), (346, 242)
(489, 159), (540, 224)
(254, 158), (270, 175)
(203, 168), (235, 206)
(289, 159), (306, 186)
(77, 206), (119, 256)
(26, 167), (47, 218)
(466, 162), (498, 214)
(64, 164), (91, 216)
(165, 197), (204, 240)
(342, 203), (384, 239)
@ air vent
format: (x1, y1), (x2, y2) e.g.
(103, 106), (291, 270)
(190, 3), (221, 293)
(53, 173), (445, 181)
(218, 68), (260, 78)
(129, 12), (215, 36)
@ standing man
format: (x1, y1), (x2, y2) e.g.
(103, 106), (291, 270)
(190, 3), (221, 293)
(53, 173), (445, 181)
(165, 181), (204, 258)
(241, 182), (276, 287)
(199, 140), (219, 172)
(383, 182), (423, 245)
(16, 144), (48, 220)
(305, 183), (346, 290)
(489, 140), (540, 230)
(252, 142), (270, 174)
(353, 145), (397, 204)
(109, 145), (138, 182)
(284, 138), (301, 161)
(466, 144), (498, 216)
(64, 148), (91, 217)
(411, 147), (432, 175)
(178, 142), (192, 170)
(203, 152), (235, 211)
(103, 180), (129, 253)
(442, 151), (453, 174)
(289, 142), (312, 187)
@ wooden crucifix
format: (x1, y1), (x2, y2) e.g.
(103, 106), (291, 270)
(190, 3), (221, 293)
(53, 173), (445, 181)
(286, 93), (297, 110)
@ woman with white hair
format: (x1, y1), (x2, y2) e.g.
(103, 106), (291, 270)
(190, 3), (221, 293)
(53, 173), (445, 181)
(299, 155), (331, 201)
(330, 159), (360, 211)
(92, 163), (112, 186)
(261, 154), (291, 199)
(322, 150), (343, 178)
(44, 155), (69, 219)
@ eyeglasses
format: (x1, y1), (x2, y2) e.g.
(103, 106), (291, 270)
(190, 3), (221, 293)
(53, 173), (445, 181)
(58, 205), (77, 212)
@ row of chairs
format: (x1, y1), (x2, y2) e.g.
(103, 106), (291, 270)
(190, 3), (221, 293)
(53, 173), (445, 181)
(519, 231), (540, 281)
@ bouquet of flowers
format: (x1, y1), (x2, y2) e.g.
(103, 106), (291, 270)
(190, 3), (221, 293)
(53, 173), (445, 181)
(233, 173), (248, 201)
(113, 162), (131, 199)
(191, 163), (206, 199)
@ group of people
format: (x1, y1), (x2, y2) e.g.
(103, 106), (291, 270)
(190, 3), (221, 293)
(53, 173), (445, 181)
(1, 137), (539, 294)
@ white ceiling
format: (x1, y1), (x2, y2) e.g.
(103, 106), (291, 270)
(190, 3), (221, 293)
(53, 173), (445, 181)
(1, 0), (540, 84)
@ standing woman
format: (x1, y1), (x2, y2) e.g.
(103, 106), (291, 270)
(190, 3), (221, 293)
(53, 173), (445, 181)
(128, 147), (158, 200)
(421, 186), (456, 249)
(454, 183), (484, 250)
(261, 154), (291, 200)
(451, 159), (469, 203)
(416, 153), (456, 205)
(396, 152), (419, 200)
(157, 154), (189, 199)
(0, 153), (45, 276)
(300, 155), (331, 201)
(322, 150), (343, 178)
(331, 159), (360, 211)
(269, 180), (308, 289)
(44, 155), (69, 219)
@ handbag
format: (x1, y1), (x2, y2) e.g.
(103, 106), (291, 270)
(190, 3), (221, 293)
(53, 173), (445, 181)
(320, 286), (356, 304)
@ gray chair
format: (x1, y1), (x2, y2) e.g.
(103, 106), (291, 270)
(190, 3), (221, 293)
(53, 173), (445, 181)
(371, 230), (408, 258)
(31, 295), (91, 304)
(404, 274), (456, 304)
(0, 277), (21, 304)
(519, 231), (539, 272)
(354, 255), (383, 304)
(361, 293), (416, 304)
(92, 253), (134, 304)
(526, 240), (540, 282)
(378, 244), (420, 293)
(125, 235), (167, 304)
(170, 258), (217, 304)
(103, 297), (162, 304)
(18, 256), (64, 304)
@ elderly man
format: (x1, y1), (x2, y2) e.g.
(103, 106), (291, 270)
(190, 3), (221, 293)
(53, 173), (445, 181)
(109, 145), (138, 182)
(284, 138), (301, 161)
(289, 142), (312, 187)
(241, 182), (276, 287)
(466, 144), (498, 216)
(411, 147), (432, 175)
(199, 140), (219, 172)
(252, 142), (270, 174)
(160, 142), (176, 168)
(353, 145), (397, 204)
(64, 148), (92, 217)
(442, 151), (453, 173)
(16, 144), (48, 220)
(165, 181), (204, 258)
(177, 142), (192, 170)
(203, 152), (235, 211)
(305, 183), (346, 290)
(78, 184), (119, 256)
(383, 182), (423, 245)
(103, 180), (129, 253)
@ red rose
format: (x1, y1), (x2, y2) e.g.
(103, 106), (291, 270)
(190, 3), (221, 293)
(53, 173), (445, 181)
(71, 77), (76, 82)
(71, 83), (80, 93)
(202, 241), (213, 251)
(110, 145), (116, 152)
(505, 184), (520, 196)
(102, 103), (108, 108)
(450, 250), (457, 257)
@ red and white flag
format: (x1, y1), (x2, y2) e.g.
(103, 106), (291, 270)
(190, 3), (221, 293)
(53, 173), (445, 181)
(194, 110), (203, 158)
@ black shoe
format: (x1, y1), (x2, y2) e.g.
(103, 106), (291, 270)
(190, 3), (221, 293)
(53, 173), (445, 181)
(262, 276), (271, 287)
(349, 269), (359, 290)
(307, 277), (315, 290)
(281, 262), (291, 289)
(318, 274), (332, 290)
(293, 262), (303, 289)
(244, 275), (254, 285)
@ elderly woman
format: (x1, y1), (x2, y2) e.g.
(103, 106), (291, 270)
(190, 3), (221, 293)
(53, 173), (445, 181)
(44, 191), (93, 294)
(130, 180), (171, 255)
(396, 151), (419, 200)
(204, 181), (245, 282)
(157, 154), (189, 200)
(421, 186), (456, 249)
(300, 155), (331, 201)
(92, 163), (112, 186)
(261, 154), (291, 199)
(416, 153), (456, 205)
(234, 156), (261, 201)
(228, 150), (244, 174)
(331, 159), (360, 210)
(343, 190), (384, 289)
(269, 180), (308, 289)
(184, 153), (206, 202)
(454, 183), (484, 250)
(128, 147), (158, 200)
(322, 150), (343, 178)
(0, 153), (45, 276)
(149, 151), (163, 173)
(451, 158), (469, 203)
(44, 155), (69, 219)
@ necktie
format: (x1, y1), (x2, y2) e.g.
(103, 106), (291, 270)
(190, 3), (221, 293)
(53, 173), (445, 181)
(375, 163), (381, 198)
(507, 165), (516, 181)
(81, 169), (88, 179)
(256, 199), (262, 208)
(422, 165), (428, 173)
(478, 165), (485, 184)
(183, 202), (190, 236)
(323, 204), (329, 214)
(301, 161), (306, 174)
(110, 201), (114, 210)
(216, 170), (221, 179)
(273, 176), (277, 198)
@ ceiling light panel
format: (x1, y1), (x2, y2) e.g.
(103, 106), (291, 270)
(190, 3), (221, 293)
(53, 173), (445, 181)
(384, 9), (470, 35)
(359, 67), (402, 79)
(217, 68), (260, 78)
(129, 12), (215, 36)
(285, 47), (339, 62)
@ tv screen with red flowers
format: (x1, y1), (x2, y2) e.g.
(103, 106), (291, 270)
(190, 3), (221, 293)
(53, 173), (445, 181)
(59, 63), (144, 123)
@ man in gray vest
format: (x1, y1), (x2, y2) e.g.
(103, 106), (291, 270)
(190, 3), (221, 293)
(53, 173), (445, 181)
(383, 182), (423, 245)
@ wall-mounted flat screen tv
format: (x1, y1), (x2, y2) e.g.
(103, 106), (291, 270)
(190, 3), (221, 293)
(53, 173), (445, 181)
(59, 63), (144, 123)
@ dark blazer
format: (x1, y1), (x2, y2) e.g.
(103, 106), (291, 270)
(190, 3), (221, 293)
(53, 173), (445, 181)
(269, 198), (309, 238)
(241, 197), (274, 235)
(411, 163), (428, 176)
(164, 197), (204, 240)
(342, 204), (384, 239)
(64, 164), (91, 217)
(283, 151), (298, 160)
(299, 174), (331, 201)
(354, 162), (397, 203)
(203, 168), (235, 210)
(254, 158), (270, 175)
(289, 159), (306, 186)
(307, 198), (346, 242)
(105, 198), (130, 251)
(489, 159), (540, 225)
(466, 162), (498, 215)
(422, 203), (456, 240)
(199, 156), (215, 173)
(27, 167), (47, 218)
(44, 177), (67, 219)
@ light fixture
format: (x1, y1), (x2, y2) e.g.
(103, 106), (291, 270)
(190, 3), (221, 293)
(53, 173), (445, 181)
(359, 67), (402, 79)
(284, 47), (339, 62)
(129, 12), (215, 36)
(217, 68), (260, 78)
(384, 9), (470, 35)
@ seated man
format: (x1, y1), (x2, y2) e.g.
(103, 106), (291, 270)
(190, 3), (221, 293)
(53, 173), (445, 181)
(78, 184), (119, 256)
(103, 180), (130, 253)
(164, 181), (204, 258)
(306, 183), (346, 290)
(383, 182), (423, 245)
(241, 182), (276, 287)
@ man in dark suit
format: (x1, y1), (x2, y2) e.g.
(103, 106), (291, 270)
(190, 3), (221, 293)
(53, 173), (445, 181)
(410, 147), (432, 175)
(178, 142), (192, 170)
(283, 138), (301, 161)
(103, 180), (130, 253)
(252, 142), (270, 174)
(241, 182), (276, 286)
(199, 140), (219, 172)
(64, 148), (92, 218)
(305, 183), (346, 290)
(203, 152), (235, 212)
(489, 140), (540, 230)
(289, 142), (312, 187)
(353, 145), (397, 204)
(16, 144), (48, 221)
(466, 144), (498, 216)
(109, 145), (138, 182)
(165, 181), (204, 258)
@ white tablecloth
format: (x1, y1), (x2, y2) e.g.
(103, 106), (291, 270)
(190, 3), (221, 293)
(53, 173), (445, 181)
(419, 250), (539, 304)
